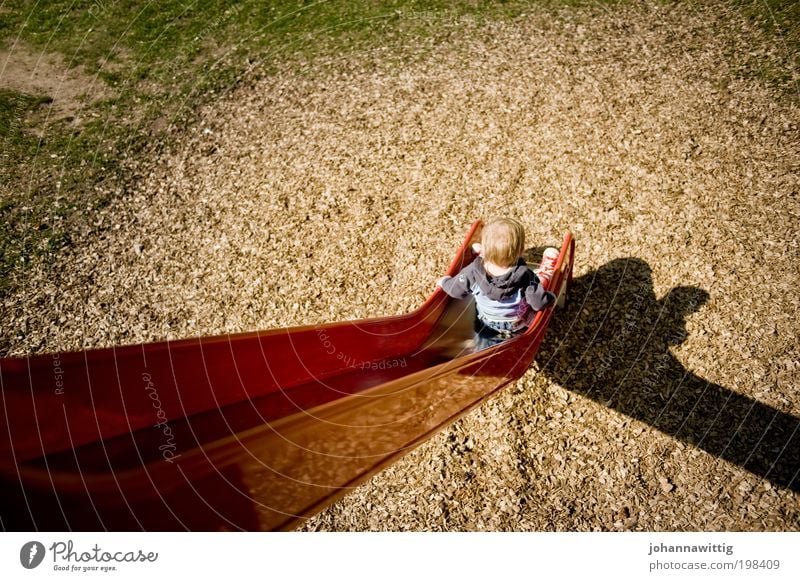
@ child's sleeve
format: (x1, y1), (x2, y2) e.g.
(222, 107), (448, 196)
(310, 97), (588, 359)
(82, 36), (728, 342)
(439, 265), (474, 299)
(525, 273), (557, 310)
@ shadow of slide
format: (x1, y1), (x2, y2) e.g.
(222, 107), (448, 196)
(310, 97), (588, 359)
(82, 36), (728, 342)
(533, 256), (799, 492)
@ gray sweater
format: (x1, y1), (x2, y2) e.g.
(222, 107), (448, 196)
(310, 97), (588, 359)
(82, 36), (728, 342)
(440, 257), (556, 321)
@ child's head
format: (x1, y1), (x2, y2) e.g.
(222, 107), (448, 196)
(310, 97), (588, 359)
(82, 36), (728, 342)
(481, 218), (525, 267)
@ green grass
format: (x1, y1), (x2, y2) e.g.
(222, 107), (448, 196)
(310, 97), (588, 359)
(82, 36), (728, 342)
(0, 0), (796, 299)
(732, 0), (800, 44)
(729, 0), (799, 91)
(0, 0), (546, 296)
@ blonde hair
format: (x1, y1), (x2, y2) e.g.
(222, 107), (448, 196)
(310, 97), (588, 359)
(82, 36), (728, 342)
(481, 218), (525, 267)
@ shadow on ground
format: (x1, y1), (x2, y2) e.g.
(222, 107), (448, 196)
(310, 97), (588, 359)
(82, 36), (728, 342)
(530, 254), (799, 493)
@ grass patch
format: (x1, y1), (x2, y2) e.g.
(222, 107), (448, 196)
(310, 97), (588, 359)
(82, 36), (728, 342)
(0, 1), (538, 298)
(0, 0), (795, 300)
(731, 0), (800, 46)
(728, 1), (799, 93)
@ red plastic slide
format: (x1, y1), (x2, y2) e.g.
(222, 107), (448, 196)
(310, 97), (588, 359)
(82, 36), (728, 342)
(0, 221), (575, 531)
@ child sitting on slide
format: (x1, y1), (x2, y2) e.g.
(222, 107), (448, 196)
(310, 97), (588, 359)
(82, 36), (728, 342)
(437, 218), (558, 348)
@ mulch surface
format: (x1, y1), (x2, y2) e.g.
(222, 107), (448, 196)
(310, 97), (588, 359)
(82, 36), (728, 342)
(3, 1), (798, 530)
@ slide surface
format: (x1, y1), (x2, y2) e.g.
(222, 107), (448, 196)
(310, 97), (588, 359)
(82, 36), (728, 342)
(0, 221), (575, 531)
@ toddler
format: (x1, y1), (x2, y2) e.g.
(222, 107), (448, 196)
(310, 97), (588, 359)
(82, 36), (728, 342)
(437, 218), (557, 347)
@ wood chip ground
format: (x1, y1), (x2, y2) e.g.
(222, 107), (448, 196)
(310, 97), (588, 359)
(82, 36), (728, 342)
(2, 1), (798, 531)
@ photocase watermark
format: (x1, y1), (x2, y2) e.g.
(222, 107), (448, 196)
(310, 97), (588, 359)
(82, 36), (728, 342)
(142, 372), (181, 463)
(315, 328), (408, 371)
(52, 352), (65, 396)
(393, 8), (472, 25)
(593, 289), (648, 384)
(88, 0), (113, 19)
(20, 539), (158, 573)
(19, 541), (46, 569)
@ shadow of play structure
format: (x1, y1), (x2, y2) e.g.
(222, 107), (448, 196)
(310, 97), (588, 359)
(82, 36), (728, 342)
(3, 224), (794, 531)
(536, 257), (799, 493)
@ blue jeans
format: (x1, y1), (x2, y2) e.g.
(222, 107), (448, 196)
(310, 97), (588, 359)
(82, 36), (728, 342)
(473, 317), (527, 352)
